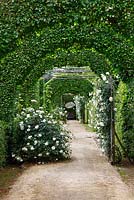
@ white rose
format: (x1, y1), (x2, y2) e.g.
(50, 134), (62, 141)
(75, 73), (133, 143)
(26, 114), (30, 118)
(53, 137), (56, 141)
(34, 140), (38, 145)
(31, 99), (37, 103)
(28, 135), (32, 139)
(101, 74), (107, 81)
(106, 72), (110, 75)
(99, 122), (104, 127)
(109, 97), (113, 102)
(20, 124), (24, 130)
(35, 125), (39, 130)
(30, 146), (34, 150)
(51, 146), (56, 150)
(22, 147), (28, 152)
(45, 141), (49, 146)
(42, 119), (46, 123)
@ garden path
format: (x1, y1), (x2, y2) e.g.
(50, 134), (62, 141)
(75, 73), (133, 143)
(2, 120), (133, 200)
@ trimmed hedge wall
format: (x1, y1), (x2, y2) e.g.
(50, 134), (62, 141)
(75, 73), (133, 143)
(0, 121), (7, 167)
(115, 79), (134, 159)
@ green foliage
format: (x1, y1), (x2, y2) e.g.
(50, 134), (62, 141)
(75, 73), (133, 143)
(115, 79), (134, 159)
(12, 107), (72, 164)
(88, 73), (115, 156)
(0, 0), (134, 164)
(0, 121), (7, 167)
(1, 0), (134, 122)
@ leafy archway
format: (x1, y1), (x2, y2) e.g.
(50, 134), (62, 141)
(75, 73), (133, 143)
(44, 76), (93, 111)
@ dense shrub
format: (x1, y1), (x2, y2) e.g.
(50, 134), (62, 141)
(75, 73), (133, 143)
(12, 107), (72, 164)
(115, 79), (134, 159)
(49, 107), (67, 123)
(0, 121), (7, 167)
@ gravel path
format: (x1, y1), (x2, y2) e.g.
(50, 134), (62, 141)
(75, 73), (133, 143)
(2, 120), (133, 200)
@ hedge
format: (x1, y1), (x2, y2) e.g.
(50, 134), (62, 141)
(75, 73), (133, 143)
(0, 121), (7, 167)
(115, 79), (134, 159)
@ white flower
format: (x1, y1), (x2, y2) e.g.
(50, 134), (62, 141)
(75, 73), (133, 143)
(35, 125), (39, 130)
(101, 74), (107, 81)
(12, 154), (15, 157)
(45, 141), (49, 146)
(59, 150), (63, 153)
(40, 110), (44, 114)
(48, 120), (52, 124)
(42, 119), (46, 123)
(114, 108), (117, 111)
(16, 156), (23, 162)
(56, 141), (59, 144)
(53, 137), (56, 141)
(60, 132), (64, 136)
(109, 97), (113, 102)
(39, 115), (43, 118)
(22, 147), (28, 152)
(27, 128), (31, 132)
(99, 122), (104, 127)
(38, 133), (42, 137)
(26, 114), (30, 118)
(52, 120), (57, 124)
(20, 124), (24, 130)
(106, 72), (110, 75)
(27, 143), (30, 146)
(36, 110), (40, 113)
(39, 107), (43, 109)
(28, 135), (32, 139)
(46, 152), (50, 156)
(31, 99), (37, 103)
(34, 140), (38, 145)
(28, 125), (31, 128)
(38, 153), (42, 157)
(51, 146), (56, 150)
(30, 146), (34, 150)
(21, 111), (25, 115)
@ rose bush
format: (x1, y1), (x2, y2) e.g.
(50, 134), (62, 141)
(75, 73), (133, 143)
(12, 106), (72, 164)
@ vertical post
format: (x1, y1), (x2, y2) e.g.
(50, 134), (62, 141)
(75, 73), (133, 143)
(109, 76), (115, 164)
